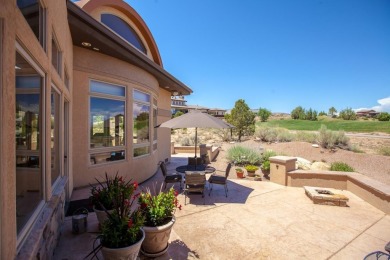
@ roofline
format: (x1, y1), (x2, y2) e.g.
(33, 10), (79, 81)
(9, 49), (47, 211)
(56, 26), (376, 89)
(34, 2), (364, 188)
(67, 0), (192, 95)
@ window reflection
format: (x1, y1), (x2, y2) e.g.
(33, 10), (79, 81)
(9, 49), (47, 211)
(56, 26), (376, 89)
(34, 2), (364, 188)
(51, 88), (60, 184)
(133, 103), (149, 144)
(90, 97), (125, 148)
(15, 51), (43, 235)
(17, 0), (45, 48)
(101, 14), (146, 54)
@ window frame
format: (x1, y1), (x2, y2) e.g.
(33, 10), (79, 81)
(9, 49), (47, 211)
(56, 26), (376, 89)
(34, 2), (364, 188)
(51, 32), (62, 77)
(15, 42), (46, 249)
(152, 97), (157, 152)
(50, 84), (61, 188)
(89, 79), (127, 166)
(133, 89), (151, 158)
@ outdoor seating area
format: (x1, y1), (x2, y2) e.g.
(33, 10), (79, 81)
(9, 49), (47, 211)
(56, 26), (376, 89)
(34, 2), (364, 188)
(53, 153), (390, 259)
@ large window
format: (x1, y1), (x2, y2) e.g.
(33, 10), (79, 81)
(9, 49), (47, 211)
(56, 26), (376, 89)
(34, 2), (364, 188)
(153, 98), (157, 151)
(17, 0), (46, 49)
(90, 80), (125, 164)
(15, 51), (44, 235)
(133, 90), (150, 157)
(51, 87), (60, 185)
(101, 14), (146, 54)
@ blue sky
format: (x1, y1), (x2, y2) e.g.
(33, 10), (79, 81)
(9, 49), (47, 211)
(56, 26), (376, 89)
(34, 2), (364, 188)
(129, 0), (390, 113)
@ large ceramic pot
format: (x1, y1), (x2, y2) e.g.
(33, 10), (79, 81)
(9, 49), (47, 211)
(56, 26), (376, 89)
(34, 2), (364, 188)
(101, 229), (145, 260)
(141, 216), (176, 257)
(93, 206), (114, 226)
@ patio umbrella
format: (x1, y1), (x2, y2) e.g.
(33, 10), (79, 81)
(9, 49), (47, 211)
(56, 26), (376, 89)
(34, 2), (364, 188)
(157, 110), (234, 160)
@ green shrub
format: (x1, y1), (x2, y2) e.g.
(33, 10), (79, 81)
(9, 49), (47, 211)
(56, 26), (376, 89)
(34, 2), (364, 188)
(226, 145), (261, 165)
(378, 147), (390, 156)
(261, 150), (277, 163)
(330, 162), (355, 172)
(317, 125), (349, 149)
(349, 144), (364, 153)
(295, 131), (318, 143)
(255, 126), (293, 142)
(377, 112), (390, 121)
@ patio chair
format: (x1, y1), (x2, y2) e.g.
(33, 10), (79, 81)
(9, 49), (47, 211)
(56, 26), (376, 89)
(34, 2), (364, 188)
(184, 171), (206, 205)
(208, 163), (232, 197)
(159, 161), (182, 190)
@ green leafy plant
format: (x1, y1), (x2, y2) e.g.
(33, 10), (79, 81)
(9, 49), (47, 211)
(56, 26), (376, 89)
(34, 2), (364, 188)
(138, 186), (181, 227)
(257, 107), (272, 122)
(330, 162), (355, 172)
(261, 161), (270, 171)
(87, 175), (145, 258)
(225, 99), (256, 141)
(245, 165), (259, 172)
(235, 168), (244, 173)
(90, 173), (134, 211)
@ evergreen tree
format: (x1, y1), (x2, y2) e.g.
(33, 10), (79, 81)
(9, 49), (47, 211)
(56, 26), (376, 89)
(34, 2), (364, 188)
(225, 99), (255, 141)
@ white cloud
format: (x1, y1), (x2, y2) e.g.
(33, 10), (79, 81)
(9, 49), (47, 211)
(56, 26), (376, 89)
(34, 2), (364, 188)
(354, 96), (390, 113)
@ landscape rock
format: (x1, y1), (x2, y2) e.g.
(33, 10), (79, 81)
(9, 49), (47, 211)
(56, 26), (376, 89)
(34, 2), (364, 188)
(296, 157), (312, 170)
(311, 162), (331, 171)
(312, 144), (320, 148)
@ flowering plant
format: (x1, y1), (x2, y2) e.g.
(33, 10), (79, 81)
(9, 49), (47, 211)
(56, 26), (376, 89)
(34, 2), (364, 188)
(90, 172), (135, 211)
(235, 168), (244, 173)
(88, 174), (145, 254)
(139, 186), (181, 227)
(245, 165), (259, 172)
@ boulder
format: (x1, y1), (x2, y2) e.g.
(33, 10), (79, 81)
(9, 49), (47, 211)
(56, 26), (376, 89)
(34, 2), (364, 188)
(296, 157), (312, 170)
(311, 162), (331, 171)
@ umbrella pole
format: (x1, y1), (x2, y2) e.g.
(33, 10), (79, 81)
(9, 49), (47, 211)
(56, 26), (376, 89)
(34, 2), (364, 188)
(195, 127), (197, 169)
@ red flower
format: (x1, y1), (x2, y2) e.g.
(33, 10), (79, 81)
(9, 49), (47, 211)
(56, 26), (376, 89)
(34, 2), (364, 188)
(128, 219), (133, 228)
(124, 199), (130, 206)
(174, 190), (179, 197)
(178, 205), (182, 210)
(119, 176), (123, 182)
(141, 203), (147, 209)
(133, 193), (140, 199)
(133, 182), (138, 190)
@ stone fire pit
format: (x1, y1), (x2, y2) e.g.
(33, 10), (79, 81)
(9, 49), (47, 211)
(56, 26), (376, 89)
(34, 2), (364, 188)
(304, 186), (349, 207)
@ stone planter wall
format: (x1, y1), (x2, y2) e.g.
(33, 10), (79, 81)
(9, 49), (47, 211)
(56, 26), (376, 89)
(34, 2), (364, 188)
(269, 156), (390, 214)
(16, 178), (67, 260)
(173, 144), (220, 162)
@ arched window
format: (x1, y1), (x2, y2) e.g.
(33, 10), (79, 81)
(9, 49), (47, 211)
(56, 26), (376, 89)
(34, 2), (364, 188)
(101, 14), (147, 54)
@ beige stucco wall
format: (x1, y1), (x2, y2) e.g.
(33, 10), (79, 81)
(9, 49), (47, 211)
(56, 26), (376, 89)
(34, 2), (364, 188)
(72, 46), (169, 187)
(1, 0), (73, 258)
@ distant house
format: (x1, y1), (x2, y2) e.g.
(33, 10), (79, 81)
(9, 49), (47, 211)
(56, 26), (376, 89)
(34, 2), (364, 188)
(356, 109), (379, 118)
(171, 95), (189, 114)
(209, 108), (227, 117)
(187, 105), (209, 113)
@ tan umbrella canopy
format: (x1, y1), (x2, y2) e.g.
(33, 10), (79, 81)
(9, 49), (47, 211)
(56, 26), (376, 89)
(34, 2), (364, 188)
(158, 110), (233, 159)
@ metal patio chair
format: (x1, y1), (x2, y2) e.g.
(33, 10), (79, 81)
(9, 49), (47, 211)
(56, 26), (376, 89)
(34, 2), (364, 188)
(184, 171), (206, 205)
(208, 163), (232, 197)
(159, 161), (182, 190)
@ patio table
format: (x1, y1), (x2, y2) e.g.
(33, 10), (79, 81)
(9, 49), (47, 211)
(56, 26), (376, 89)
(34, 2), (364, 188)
(175, 165), (216, 174)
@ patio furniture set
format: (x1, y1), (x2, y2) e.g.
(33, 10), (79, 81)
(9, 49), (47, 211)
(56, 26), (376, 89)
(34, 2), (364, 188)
(158, 160), (232, 205)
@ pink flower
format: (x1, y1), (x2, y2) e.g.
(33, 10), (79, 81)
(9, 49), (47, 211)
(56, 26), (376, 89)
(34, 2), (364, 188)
(133, 182), (138, 190)
(128, 219), (133, 228)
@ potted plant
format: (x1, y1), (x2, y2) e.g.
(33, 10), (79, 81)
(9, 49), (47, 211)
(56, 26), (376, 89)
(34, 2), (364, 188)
(245, 165), (259, 177)
(138, 186), (181, 257)
(235, 168), (244, 178)
(90, 173), (124, 226)
(87, 176), (145, 260)
(261, 161), (271, 179)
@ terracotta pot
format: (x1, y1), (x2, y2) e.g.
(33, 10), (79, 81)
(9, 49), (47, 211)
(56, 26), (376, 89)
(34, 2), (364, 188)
(101, 229), (145, 260)
(93, 206), (114, 226)
(262, 169), (270, 179)
(141, 216), (175, 257)
(236, 171), (244, 178)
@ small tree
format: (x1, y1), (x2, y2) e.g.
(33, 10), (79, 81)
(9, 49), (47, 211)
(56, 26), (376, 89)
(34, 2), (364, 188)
(318, 111), (327, 116)
(339, 107), (357, 120)
(225, 99), (255, 141)
(291, 106), (305, 120)
(328, 107), (337, 118)
(257, 107), (272, 122)
(173, 111), (184, 118)
(312, 110), (318, 121)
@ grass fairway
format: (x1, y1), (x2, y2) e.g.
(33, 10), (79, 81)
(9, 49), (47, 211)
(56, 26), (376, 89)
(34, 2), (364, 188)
(259, 118), (390, 133)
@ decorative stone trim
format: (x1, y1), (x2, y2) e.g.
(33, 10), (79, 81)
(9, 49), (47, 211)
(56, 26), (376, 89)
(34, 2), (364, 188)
(16, 177), (67, 260)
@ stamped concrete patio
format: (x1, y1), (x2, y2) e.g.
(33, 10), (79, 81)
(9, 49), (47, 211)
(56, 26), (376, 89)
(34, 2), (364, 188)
(54, 154), (390, 260)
